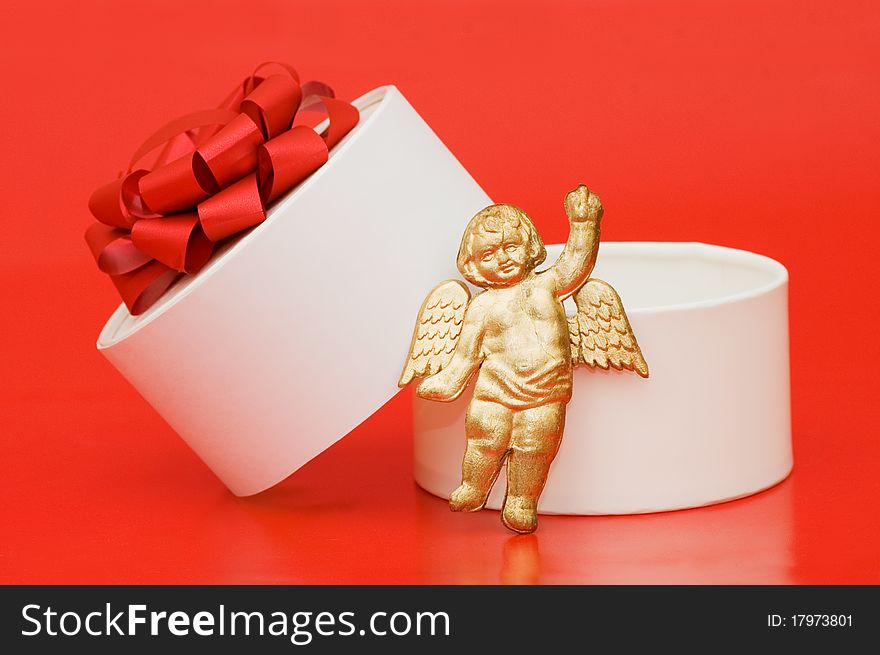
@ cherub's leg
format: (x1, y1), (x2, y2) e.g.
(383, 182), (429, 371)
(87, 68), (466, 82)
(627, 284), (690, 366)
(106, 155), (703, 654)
(449, 399), (513, 512)
(502, 402), (566, 533)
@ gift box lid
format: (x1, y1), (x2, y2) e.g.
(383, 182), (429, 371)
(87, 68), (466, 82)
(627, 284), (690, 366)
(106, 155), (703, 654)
(98, 85), (493, 496)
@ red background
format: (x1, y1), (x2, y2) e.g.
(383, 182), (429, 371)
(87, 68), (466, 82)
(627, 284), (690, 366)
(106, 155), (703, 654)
(2, 0), (878, 583)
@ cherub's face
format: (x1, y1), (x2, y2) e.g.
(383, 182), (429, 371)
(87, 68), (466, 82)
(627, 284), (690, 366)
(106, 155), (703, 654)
(469, 228), (531, 287)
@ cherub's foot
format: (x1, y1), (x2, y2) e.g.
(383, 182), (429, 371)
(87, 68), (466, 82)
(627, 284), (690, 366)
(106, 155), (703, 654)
(501, 496), (538, 534)
(449, 483), (488, 512)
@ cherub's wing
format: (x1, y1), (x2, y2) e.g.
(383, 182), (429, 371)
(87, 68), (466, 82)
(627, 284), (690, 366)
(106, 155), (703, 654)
(568, 278), (649, 378)
(398, 280), (471, 387)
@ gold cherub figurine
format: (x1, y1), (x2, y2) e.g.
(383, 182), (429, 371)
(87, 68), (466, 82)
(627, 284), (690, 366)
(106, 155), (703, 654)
(399, 185), (648, 533)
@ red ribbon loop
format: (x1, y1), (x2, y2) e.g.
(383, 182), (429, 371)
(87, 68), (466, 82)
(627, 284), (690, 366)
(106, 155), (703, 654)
(315, 96), (361, 150)
(198, 174), (266, 242)
(85, 63), (359, 315)
(240, 74), (303, 141)
(88, 170), (156, 228)
(258, 126), (329, 204)
(131, 213), (214, 274)
(194, 113), (264, 190)
(99, 236), (153, 275)
(86, 224), (148, 275)
(139, 153), (212, 214)
(113, 261), (180, 317)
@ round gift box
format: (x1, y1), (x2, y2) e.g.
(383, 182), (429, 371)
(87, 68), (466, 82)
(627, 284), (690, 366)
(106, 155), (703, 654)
(412, 242), (792, 515)
(97, 85), (491, 496)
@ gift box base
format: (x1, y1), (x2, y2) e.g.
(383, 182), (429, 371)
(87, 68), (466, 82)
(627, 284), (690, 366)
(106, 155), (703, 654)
(412, 242), (792, 515)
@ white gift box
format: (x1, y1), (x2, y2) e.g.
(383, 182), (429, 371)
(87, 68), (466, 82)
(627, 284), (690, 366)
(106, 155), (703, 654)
(412, 242), (792, 515)
(97, 85), (491, 496)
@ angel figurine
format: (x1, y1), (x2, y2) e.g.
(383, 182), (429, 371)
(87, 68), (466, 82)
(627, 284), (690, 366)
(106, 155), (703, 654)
(399, 185), (648, 533)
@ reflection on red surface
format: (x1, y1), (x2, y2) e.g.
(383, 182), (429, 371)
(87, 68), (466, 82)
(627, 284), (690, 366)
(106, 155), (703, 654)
(1, 389), (858, 584)
(412, 472), (796, 584)
(501, 536), (541, 585)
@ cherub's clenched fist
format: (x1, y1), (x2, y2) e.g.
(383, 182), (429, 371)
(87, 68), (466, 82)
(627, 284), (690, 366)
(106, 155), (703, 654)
(564, 184), (603, 223)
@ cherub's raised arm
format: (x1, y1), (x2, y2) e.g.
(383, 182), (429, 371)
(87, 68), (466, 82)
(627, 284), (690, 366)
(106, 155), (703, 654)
(545, 185), (603, 299)
(416, 301), (486, 402)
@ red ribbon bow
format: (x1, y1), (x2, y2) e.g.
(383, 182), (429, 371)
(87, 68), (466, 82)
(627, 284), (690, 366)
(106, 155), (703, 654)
(85, 62), (359, 315)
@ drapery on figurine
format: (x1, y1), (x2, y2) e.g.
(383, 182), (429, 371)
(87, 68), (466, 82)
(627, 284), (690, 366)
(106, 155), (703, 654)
(399, 185), (648, 533)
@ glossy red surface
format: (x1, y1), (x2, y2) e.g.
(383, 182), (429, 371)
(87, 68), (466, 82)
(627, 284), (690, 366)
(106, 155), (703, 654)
(2, 0), (878, 584)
